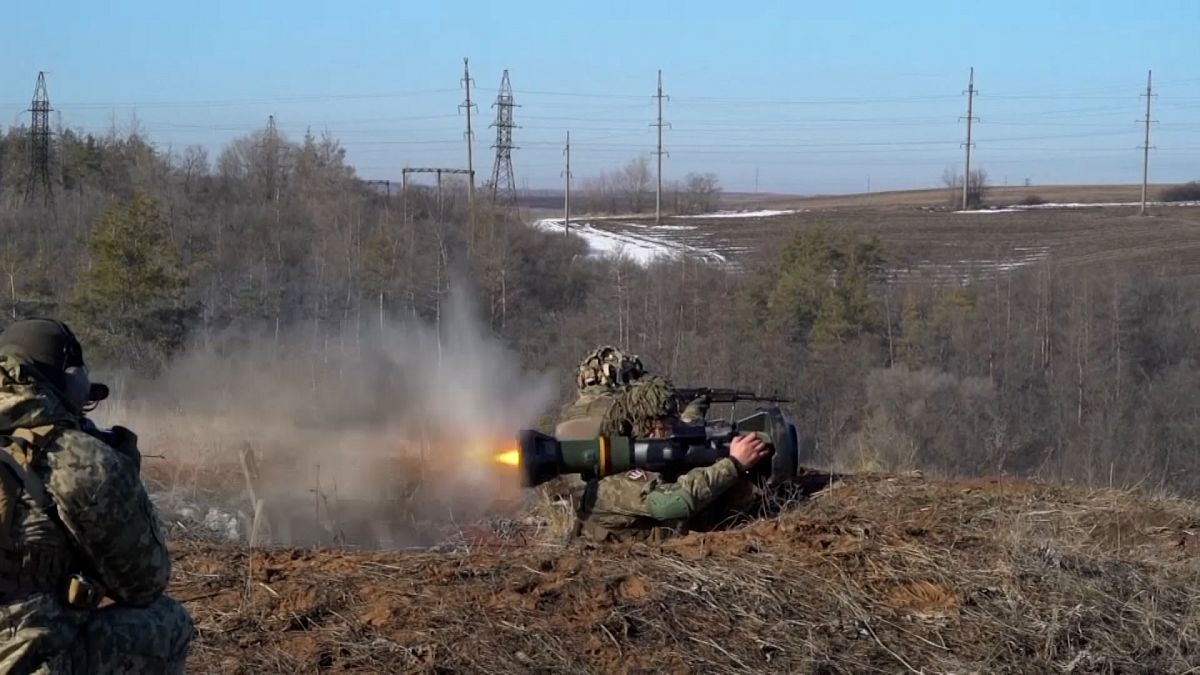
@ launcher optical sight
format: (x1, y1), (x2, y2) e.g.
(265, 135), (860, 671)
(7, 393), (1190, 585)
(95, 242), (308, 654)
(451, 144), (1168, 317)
(516, 406), (801, 488)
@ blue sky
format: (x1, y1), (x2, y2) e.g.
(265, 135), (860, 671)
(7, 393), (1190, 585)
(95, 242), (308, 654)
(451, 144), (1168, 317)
(2, 0), (1198, 194)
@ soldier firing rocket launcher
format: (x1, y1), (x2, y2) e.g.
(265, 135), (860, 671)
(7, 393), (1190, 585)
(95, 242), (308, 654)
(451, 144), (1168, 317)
(514, 406), (801, 488)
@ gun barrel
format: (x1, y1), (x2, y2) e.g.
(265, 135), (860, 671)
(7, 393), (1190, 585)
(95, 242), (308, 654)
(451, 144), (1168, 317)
(675, 387), (792, 404)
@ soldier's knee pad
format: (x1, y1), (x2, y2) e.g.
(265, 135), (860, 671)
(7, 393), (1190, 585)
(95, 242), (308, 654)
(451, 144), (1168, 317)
(153, 595), (196, 653)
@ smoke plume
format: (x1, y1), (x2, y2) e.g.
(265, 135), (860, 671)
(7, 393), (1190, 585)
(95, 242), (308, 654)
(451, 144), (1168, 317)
(95, 291), (558, 547)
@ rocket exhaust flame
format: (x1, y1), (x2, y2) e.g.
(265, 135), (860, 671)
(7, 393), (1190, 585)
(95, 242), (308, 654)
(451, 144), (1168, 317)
(493, 448), (521, 467)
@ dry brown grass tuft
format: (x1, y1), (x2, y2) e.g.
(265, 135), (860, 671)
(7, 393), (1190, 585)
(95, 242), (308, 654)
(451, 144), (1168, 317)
(173, 472), (1200, 673)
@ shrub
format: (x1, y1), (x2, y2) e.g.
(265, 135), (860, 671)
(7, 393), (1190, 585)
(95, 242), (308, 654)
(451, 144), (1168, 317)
(1160, 181), (1200, 203)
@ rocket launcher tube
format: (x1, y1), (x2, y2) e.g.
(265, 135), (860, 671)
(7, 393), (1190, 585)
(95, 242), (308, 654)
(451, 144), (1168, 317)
(517, 406), (801, 488)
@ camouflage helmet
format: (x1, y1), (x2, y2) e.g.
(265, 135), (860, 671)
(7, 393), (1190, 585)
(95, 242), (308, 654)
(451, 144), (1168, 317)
(600, 375), (679, 438)
(576, 345), (645, 391)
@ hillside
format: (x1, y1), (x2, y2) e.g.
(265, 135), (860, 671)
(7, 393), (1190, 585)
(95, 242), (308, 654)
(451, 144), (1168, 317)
(175, 473), (1200, 673)
(538, 194), (1200, 282)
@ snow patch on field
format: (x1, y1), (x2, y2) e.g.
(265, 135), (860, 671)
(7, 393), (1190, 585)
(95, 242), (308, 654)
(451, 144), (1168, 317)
(891, 245), (1051, 284)
(533, 218), (727, 266)
(625, 223), (699, 231)
(675, 209), (804, 219)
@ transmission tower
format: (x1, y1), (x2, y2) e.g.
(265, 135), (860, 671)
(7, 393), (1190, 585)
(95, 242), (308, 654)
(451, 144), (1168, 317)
(1139, 70), (1156, 216)
(652, 70), (670, 224)
(460, 58), (477, 209)
(959, 67), (978, 210)
(25, 72), (54, 207)
(263, 114), (282, 202)
(488, 70), (519, 207)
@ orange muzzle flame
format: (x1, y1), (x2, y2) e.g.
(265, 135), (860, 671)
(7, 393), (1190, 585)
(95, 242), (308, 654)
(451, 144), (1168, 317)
(493, 447), (521, 467)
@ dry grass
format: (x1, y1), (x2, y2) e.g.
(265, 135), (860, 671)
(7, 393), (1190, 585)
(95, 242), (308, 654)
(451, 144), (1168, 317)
(172, 473), (1200, 673)
(726, 183), (1175, 210)
(568, 190), (1200, 284)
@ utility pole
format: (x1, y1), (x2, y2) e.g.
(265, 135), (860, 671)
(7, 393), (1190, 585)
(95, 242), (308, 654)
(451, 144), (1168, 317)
(25, 72), (54, 208)
(563, 131), (572, 236)
(1140, 69), (1155, 216)
(460, 58), (476, 210)
(960, 67), (978, 210)
(754, 167), (760, 193)
(653, 69), (669, 224)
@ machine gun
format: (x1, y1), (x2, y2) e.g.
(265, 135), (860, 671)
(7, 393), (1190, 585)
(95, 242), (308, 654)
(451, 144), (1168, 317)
(515, 405), (800, 488)
(673, 387), (792, 405)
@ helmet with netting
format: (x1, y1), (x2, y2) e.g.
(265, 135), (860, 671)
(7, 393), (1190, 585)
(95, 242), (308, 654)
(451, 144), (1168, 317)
(575, 345), (646, 391)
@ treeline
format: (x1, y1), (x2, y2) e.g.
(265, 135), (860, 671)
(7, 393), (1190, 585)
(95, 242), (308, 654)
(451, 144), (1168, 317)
(1, 120), (1199, 497)
(576, 156), (722, 215)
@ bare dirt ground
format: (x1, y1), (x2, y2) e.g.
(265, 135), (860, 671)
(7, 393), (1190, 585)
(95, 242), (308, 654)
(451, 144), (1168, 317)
(174, 472), (1200, 673)
(714, 202), (1200, 282)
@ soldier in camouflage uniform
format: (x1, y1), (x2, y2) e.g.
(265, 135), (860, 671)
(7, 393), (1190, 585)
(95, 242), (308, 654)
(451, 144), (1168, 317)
(556, 347), (766, 542)
(0, 319), (193, 673)
(554, 346), (646, 440)
(555, 345), (708, 439)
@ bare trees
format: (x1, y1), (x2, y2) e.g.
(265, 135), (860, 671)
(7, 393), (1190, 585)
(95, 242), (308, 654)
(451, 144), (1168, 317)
(618, 156), (652, 213)
(942, 167), (990, 209)
(578, 158), (722, 216)
(675, 173), (722, 215)
(577, 156), (652, 214)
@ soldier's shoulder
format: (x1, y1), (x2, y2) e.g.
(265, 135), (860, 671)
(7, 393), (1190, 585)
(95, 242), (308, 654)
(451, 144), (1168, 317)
(45, 428), (126, 476)
(53, 427), (114, 452)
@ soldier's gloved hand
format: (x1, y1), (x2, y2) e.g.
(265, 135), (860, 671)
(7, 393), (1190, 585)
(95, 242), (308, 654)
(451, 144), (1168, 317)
(729, 433), (769, 472)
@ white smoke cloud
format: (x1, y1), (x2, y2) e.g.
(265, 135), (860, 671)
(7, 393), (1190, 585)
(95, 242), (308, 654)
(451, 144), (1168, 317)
(95, 289), (558, 547)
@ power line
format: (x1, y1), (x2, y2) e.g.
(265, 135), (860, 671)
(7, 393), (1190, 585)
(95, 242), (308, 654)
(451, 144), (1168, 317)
(0, 88), (460, 110)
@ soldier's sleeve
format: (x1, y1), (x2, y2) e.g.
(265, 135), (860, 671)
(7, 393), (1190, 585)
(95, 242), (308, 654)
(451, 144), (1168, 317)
(43, 430), (170, 607)
(679, 396), (710, 425)
(644, 458), (740, 521)
(604, 456), (734, 521)
(586, 474), (653, 518)
(587, 460), (741, 524)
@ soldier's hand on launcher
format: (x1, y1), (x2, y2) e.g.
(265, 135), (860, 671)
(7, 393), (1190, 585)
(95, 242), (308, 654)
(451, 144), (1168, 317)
(729, 434), (768, 471)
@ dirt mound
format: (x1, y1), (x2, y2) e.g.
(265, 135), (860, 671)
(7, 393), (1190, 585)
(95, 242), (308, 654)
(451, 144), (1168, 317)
(175, 473), (1200, 673)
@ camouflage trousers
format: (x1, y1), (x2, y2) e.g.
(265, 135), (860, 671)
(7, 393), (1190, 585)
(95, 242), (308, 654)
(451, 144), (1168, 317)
(84, 595), (194, 675)
(0, 595), (193, 674)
